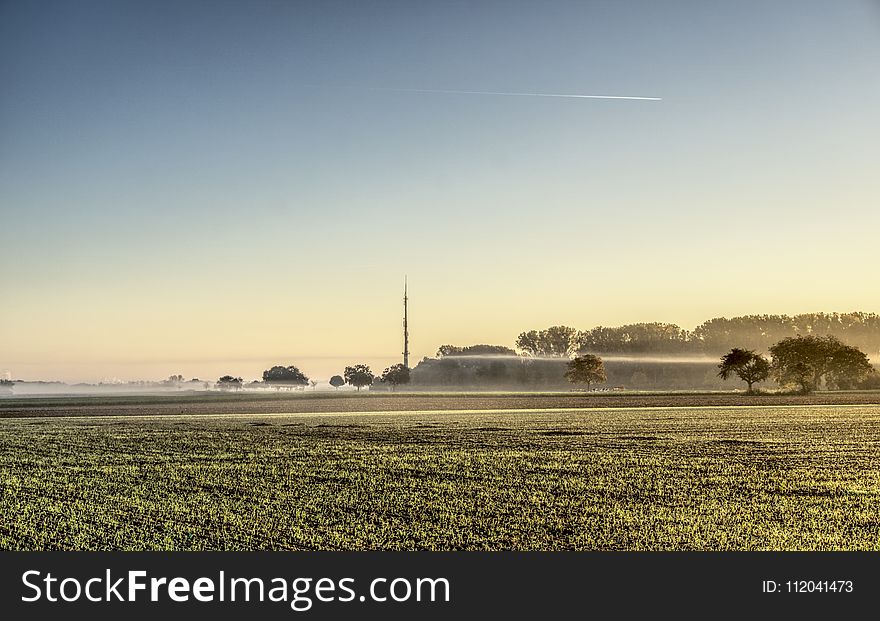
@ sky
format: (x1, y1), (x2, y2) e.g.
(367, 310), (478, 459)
(2, 0), (879, 383)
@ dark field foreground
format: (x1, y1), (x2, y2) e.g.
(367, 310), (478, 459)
(2, 404), (880, 550)
(2, 389), (880, 418)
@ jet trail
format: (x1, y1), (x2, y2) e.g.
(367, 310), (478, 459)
(366, 87), (661, 101)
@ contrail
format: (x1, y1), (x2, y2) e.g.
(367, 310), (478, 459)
(366, 87), (661, 101)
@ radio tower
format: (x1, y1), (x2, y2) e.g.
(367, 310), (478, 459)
(402, 276), (410, 369)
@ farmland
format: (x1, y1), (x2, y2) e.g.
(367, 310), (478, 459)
(2, 396), (880, 550)
(3, 389), (880, 418)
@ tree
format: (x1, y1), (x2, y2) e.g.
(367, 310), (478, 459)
(717, 348), (771, 392)
(690, 312), (880, 356)
(436, 345), (464, 357)
(381, 364), (411, 390)
(309, 379), (319, 390)
(216, 376), (243, 390)
(344, 365), (374, 391)
(329, 375), (345, 390)
(515, 330), (540, 356)
(516, 326), (579, 357)
(436, 344), (517, 357)
(577, 323), (690, 354)
(769, 336), (828, 393)
(262, 365), (309, 389)
(540, 325), (579, 356)
(825, 343), (876, 389)
(564, 355), (607, 389)
(769, 335), (873, 393)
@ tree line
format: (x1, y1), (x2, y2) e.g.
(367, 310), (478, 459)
(716, 335), (874, 393)
(409, 355), (725, 390)
(203, 311), (880, 393)
(216, 363), (411, 391)
(505, 312), (880, 357)
(560, 334), (876, 394)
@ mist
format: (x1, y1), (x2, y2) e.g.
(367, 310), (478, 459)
(436, 354), (720, 364)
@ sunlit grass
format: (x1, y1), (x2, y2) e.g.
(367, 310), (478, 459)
(1, 405), (879, 550)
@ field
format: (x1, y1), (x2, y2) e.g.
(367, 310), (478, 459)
(4, 389), (880, 418)
(2, 394), (880, 550)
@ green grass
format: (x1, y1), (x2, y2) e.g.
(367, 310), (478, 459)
(2, 405), (880, 550)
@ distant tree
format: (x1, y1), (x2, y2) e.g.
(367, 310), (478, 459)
(578, 323), (690, 354)
(770, 335), (873, 393)
(541, 326), (579, 356)
(717, 348), (771, 392)
(381, 364), (411, 391)
(164, 374), (185, 385)
(692, 315), (793, 353)
(690, 312), (880, 356)
(769, 336), (827, 393)
(216, 376), (243, 390)
(517, 326), (579, 357)
(437, 344), (517, 357)
(515, 331), (541, 356)
(344, 365), (374, 391)
(436, 345), (462, 357)
(262, 365), (309, 389)
(856, 372), (880, 390)
(329, 375), (345, 390)
(825, 343), (876, 390)
(564, 355), (607, 389)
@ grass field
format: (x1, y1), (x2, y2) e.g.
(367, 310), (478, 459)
(3, 389), (880, 418)
(2, 399), (880, 550)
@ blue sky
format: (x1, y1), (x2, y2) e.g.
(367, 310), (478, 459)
(1, 1), (879, 382)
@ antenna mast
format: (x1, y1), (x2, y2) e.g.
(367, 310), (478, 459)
(403, 276), (409, 368)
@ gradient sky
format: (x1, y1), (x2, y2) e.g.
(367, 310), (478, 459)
(2, 1), (879, 383)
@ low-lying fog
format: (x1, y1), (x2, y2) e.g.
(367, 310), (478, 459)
(1, 354), (724, 398)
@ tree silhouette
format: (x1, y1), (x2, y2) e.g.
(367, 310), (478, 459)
(717, 348), (770, 392)
(564, 355), (606, 389)
(517, 326), (579, 357)
(216, 376), (243, 390)
(770, 335), (873, 393)
(381, 364), (411, 391)
(262, 365), (309, 389)
(344, 365), (374, 391)
(437, 344), (517, 357)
